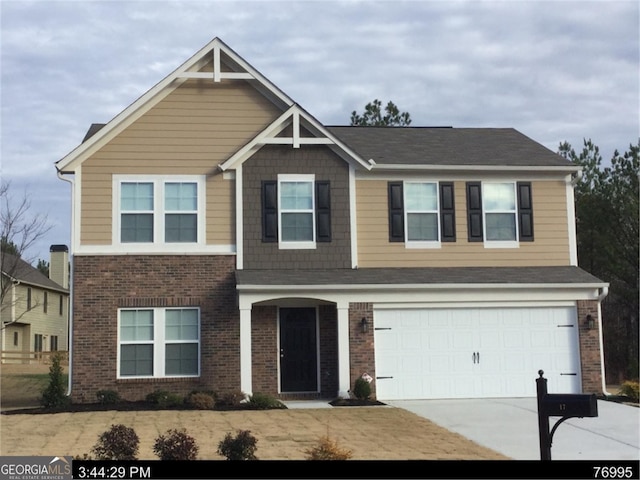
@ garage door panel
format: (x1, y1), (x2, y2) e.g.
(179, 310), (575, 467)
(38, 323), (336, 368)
(374, 306), (580, 400)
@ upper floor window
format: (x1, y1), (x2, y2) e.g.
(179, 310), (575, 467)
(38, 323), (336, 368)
(388, 181), (456, 246)
(261, 175), (331, 249)
(118, 307), (200, 378)
(115, 176), (204, 247)
(466, 181), (533, 247)
(483, 183), (517, 241)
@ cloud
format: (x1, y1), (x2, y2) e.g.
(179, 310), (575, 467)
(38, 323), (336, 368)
(1, 0), (638, 262)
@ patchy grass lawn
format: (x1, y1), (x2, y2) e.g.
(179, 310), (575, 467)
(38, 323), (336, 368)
(1, 364), (68, 410)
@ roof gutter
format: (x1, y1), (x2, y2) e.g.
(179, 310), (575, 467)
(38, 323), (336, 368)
(369, 164), (582, 173)
(56, 169), (74, 398)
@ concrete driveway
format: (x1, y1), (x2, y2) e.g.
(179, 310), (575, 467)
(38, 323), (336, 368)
(388, 398), (640, 460)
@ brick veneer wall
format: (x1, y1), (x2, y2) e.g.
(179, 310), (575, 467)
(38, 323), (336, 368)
(348, 302), (376, 398)
(577, 300), (604, 394)
(71, 255), (238, 403)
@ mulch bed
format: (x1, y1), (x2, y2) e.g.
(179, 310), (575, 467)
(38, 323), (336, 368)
(328, 398), (386, 407)
(1, 401), (288, 415)
(3, 398), (388, 415)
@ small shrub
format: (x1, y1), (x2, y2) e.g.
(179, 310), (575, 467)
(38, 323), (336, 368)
(96, 389), (121, 405)
(41, 353), (70, 408)
(247, 392), (286, 410)
(619, 381), (639, 402)
(304, 435), (352, 460)
(353, 377), (372, 400)
(215, 390), (246, 408)
(217, 430), (258, 460)
(73, 453), (93, 460)
(146, 390), (183, 408)
(186, 392), (215, 410)
(153, 428), (199, 460)
(91, 424), (139, 460)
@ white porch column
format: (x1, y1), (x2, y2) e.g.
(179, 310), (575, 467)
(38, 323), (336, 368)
(337, 301), (351, 398)
(239, 306), (252, 396)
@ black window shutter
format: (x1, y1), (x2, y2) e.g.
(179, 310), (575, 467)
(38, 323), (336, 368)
(388, 182), (404, 242)
(262, 181), (278, 243)
(517, 182), (534, 242)
(466, 182), (483, 242)
(315, 181), (331, 242)
(439, 182), (456, 242)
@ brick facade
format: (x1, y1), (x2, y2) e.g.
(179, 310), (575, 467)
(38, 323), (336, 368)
(71, 255), (602, 402)
(348, 302), (376, 398)
(71, 255), (238, 403)
(577, 300), (604, 394)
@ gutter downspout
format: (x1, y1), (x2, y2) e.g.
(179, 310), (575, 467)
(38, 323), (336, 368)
(57, 169), (74, 398)
(597, 286), (611, 396)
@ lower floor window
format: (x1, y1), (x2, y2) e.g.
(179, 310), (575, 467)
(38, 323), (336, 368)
(118, 307), (200, 378)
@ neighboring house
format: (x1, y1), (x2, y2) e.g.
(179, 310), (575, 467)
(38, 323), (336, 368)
(1, 245), (70, 362)
(55, 38), (608, 403)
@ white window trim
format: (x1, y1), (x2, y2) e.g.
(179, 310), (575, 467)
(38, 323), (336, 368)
(277, 174), (316, 250)
(404, 181), (441, 249)
(117, 307), (201, 379)
(482, 181), (519, 249)
(113, 175), (206, 252)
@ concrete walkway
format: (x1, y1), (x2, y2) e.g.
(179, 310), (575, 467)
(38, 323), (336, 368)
(389, 397), (640, 460)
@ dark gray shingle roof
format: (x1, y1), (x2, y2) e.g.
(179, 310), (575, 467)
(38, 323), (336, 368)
(236, 266), (605, 287)
(1, 253), (68, 293)
(327, 127), (573, 168)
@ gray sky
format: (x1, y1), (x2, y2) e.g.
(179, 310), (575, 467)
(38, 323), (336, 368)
(1, 0), (638, 264)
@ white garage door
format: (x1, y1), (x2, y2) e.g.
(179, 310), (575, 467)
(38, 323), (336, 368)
(374, 306), (581, 400)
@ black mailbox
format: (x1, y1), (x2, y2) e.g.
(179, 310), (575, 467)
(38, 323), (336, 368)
(541, 393), (598, 418)
(536, 370), (599, 461)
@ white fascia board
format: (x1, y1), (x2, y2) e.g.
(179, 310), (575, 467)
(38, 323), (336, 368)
(237, 284), (608, 310)
(56, 38), (295, 172)
(237, 282), (608, 293)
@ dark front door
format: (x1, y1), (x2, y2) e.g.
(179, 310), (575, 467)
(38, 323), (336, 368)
(280, 307), (318, 392)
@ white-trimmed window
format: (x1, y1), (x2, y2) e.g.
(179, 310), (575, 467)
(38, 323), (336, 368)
(466, 181), (533, 246)
(482, 182), (518, 244)
(405, 182), (440, 244)
(278, 174), (315, 249)
(118, 307), (200, 378)
(388, 181), (456, 245)
(115, 176), (205, 246)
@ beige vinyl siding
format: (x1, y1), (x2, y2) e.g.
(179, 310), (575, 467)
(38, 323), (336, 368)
(80, 80), (280, 245)
(6, 284), (69, 352)
(356, 179), (571, 268)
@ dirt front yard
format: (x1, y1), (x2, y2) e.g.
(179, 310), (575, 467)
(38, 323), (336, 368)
(0, 364), (509, 460)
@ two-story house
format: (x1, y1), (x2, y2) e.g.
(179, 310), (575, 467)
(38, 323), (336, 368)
(55, 38), (608, 403)
(1, 245), (70, 363)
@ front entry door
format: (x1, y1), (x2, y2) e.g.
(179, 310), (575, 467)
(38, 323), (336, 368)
(279, 307), (318, 392)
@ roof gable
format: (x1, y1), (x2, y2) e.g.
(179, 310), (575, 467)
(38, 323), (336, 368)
(218, 104), (372, 171)
(1, 253), (68, 293)
(56, 38), (296, 172)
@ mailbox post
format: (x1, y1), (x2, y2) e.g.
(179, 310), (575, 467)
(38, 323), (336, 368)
(536, 370), (598, 461)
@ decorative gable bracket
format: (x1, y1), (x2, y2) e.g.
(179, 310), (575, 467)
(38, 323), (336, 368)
(219, 105), (371, 171)
(176, 45), (254, 82)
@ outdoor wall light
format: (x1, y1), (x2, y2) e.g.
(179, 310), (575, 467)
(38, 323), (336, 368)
(586, 314), (595, 329)
(361, 317), (369, 333)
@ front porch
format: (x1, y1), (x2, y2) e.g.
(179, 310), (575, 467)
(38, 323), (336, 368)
(239, 296), (374, 401)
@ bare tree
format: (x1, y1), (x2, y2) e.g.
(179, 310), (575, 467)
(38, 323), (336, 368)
(1, 180), (52, 327)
